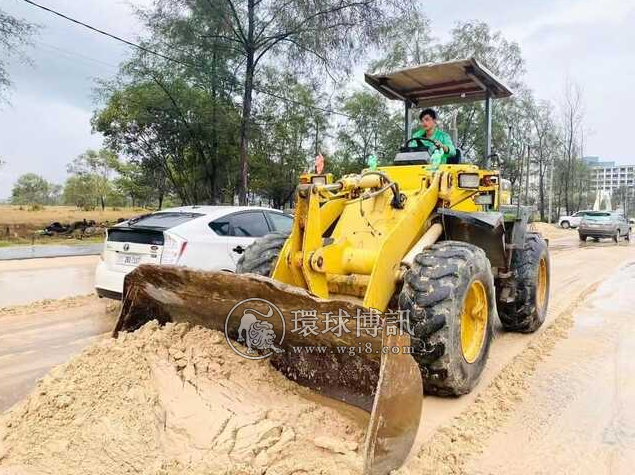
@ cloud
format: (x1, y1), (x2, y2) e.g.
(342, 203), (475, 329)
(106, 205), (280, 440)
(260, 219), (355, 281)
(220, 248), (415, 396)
(503, 0), (635, 41)
(0, 0), (150, 198)
(0, 91), (103, 198)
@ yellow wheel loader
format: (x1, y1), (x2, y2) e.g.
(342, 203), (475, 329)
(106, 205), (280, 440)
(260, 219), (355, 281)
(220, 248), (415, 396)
(114, 58), (550, 474)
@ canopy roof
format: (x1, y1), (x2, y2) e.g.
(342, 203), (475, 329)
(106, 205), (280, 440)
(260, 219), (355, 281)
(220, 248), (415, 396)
(364, 58), (513, 107)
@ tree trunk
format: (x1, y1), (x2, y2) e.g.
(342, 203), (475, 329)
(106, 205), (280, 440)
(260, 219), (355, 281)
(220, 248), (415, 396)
(238, 0), (256, 206)
(238, 59), (254, 205)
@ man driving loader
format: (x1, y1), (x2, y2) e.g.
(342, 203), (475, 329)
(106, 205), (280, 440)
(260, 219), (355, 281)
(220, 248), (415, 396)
(412, 108), (456, 165)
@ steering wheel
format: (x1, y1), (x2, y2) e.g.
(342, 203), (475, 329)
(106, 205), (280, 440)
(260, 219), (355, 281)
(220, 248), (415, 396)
(403, 137), (441, 150)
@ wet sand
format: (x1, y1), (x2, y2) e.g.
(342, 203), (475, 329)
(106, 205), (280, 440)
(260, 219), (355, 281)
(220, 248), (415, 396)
(465, 260), (635, 474)
(413, 239), (635, 446)
(0, 296), (117, 411)
(0, 238), (634, 472)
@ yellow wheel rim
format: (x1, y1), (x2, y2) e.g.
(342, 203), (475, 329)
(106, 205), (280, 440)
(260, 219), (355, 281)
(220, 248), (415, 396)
(536, 257), (548, 312)
(460, 280), (489, 364)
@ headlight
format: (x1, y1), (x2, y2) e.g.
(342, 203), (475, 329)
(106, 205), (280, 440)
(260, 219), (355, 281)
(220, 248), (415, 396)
(474, 194), (493, 205)
(458, 173), (480, 189)
(311, 175), (327, 186)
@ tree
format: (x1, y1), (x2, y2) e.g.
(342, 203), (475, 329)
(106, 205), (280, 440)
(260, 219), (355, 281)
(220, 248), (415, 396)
(435, 21), (525, 162)
(11, 173), (59, 205)
(529, 99), (560, 220)
(94, 79), (240, 205)
(333, 90), (402, 174)
(67, 149), (120, 210)
(146, 0), (404, 204)
(113, 160), (164, 208)
(249, 70), (327, 207)
(0, 8), (38, 102)
(559, 79), (585, 214)
(368, 3), (434, 73)
(63, 175), (100, 210)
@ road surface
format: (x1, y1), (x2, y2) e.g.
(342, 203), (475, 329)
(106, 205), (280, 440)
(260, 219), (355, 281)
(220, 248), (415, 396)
(0, 243), (102, 261)
(0, 296), (118, 411)
(465, 261), (635, 474)
(0, 235), (634, 475)
(0, 255), (99, 307)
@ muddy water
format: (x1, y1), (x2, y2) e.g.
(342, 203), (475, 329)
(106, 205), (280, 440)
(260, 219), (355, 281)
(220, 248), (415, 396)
(466, 261), (635, 474)
(0, 255), (99, 306)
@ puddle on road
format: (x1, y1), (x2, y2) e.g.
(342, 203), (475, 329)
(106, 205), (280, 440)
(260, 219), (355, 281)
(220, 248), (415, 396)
(0, 244), (102, 261)
(0, 262), (97, 306)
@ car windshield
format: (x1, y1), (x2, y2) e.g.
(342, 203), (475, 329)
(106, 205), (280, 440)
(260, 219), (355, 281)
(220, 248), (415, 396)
(583, 212), (612, 222)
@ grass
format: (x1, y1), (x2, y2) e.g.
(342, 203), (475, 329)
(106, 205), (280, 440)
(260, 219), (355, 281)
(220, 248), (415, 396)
(0, 235), (106, 247)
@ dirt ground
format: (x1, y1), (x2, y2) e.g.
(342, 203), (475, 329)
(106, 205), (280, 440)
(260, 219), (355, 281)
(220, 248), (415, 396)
(0, 205), (145, 244)
(530, 221), (575, 240)
(0, 238), (633, 474)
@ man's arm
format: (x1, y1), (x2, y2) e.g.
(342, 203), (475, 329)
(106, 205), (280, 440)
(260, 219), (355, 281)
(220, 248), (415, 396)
(439, 131), (456, 157)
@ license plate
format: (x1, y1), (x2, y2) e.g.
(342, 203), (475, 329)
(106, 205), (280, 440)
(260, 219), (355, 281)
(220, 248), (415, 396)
(117, 253), (142, 266)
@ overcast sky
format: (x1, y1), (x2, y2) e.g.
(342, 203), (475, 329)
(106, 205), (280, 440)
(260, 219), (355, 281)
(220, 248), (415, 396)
(1, 0), (634, 199)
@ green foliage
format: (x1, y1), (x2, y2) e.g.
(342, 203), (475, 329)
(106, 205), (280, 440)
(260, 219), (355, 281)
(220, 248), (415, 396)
(249, 71), (327, 207)
(11, 173), (60, 205)
(67, 149), (120, 210)
(331, 90), (402, 175)
(63, 174), (99, 210)
(93, 78), (240, 205)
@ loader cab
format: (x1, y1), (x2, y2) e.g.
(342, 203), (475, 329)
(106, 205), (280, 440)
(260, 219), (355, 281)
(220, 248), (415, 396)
(394, 139), (463, 166)
(365, 58), (512, 167)
(394, 138), (432, 165)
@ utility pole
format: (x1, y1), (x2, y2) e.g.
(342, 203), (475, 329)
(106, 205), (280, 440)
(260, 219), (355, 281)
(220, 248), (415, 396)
(548, 156), (554, 223)
(524, 144), (531, 205)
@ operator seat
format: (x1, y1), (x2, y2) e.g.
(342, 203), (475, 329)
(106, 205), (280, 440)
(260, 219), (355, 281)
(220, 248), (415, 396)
(447, 148), (461, 165)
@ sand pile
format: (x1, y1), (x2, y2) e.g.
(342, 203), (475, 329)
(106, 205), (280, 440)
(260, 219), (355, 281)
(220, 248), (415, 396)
(0, 321), (364, 475)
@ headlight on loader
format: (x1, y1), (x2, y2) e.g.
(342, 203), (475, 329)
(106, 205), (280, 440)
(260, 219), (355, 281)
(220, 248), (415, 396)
(311, 175), (327, 186)
(458, 173), (480, 189)
(474, 194), (493, 205)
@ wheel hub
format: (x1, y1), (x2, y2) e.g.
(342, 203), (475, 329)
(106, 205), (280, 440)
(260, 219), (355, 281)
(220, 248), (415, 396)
(536, 257), (548, 312)
(460, 280), (488, 363)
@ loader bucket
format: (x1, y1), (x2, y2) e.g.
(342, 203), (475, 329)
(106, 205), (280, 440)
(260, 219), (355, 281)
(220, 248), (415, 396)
(114, 264), (423, 474)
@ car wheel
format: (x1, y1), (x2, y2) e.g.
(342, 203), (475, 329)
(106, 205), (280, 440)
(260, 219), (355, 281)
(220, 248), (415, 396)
(561, 221), (570, 229)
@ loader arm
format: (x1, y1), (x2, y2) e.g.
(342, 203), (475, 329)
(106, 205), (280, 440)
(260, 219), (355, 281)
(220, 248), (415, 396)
(273, 171), (442, 312)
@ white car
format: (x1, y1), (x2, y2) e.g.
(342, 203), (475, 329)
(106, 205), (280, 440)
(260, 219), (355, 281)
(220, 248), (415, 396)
(558, 210), (593, 228)
(94, 206), (293, 300)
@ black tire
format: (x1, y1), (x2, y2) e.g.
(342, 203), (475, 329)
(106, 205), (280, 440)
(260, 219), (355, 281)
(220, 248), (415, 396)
(236, 232), (289, 276)
(498, 233), (549, 333)
(561, 221), (570, 229)
(398, 241), (496, 396)
(579, 234), (586, 242)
